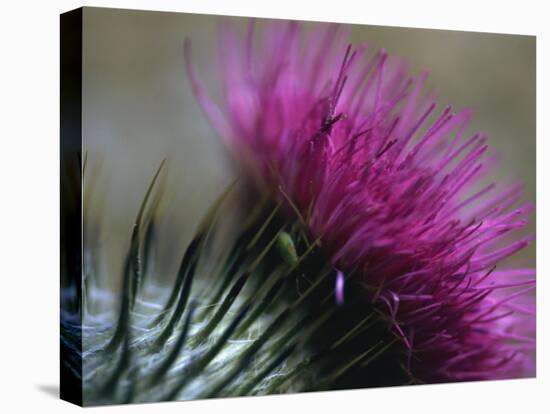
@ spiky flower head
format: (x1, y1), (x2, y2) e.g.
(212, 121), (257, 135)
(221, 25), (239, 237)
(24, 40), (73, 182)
(185, 20), (535, 383)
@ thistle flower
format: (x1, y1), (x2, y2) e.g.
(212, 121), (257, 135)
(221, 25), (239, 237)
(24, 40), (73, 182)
(185, 20), (535, 383)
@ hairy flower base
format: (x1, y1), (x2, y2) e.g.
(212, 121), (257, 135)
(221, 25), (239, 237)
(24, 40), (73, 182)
(185, 20), (535, 382)
(66, 180), (426, 406)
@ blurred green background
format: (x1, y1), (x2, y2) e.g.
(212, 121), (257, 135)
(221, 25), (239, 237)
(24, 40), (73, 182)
(82, 7), (535, 286)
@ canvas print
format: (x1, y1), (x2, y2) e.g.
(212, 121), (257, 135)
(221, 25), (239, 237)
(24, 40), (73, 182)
(60, 6), (536, 406)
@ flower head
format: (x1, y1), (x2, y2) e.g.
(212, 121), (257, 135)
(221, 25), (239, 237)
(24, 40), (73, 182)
(185, 20), (535, 382)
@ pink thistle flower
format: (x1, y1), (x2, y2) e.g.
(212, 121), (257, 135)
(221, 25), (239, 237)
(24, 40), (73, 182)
(184, 20), (535, 383)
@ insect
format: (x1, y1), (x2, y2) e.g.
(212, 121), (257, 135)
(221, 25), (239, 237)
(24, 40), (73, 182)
(276, 231), (299, 267)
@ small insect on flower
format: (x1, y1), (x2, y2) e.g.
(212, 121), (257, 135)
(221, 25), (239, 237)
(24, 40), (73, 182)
(276, 231), (299, 267)
(185, 19), (535, 383)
